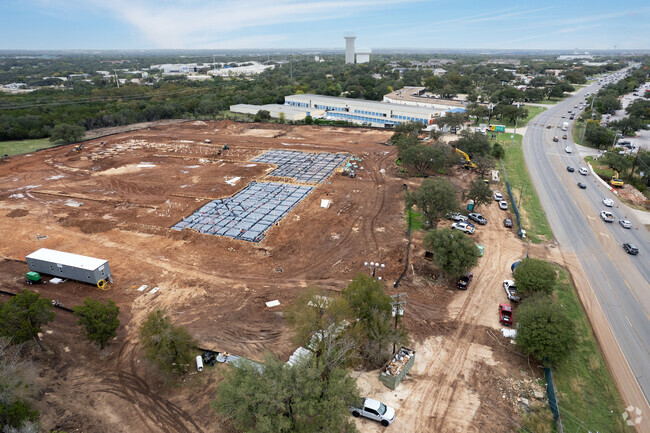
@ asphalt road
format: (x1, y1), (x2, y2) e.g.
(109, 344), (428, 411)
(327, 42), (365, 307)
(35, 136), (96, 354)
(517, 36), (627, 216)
(522, 75), (650, 411)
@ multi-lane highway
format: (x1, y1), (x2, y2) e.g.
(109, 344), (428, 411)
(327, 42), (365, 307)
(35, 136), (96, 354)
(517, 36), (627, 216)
(522, 75), (650, 422)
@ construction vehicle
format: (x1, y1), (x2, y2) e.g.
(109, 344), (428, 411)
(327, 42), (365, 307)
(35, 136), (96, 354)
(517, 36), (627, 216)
(71, 143), (83, 153)
(610, 171), (624, 187)
(454, 148), (477, 169)
(26, 271), (44, 285)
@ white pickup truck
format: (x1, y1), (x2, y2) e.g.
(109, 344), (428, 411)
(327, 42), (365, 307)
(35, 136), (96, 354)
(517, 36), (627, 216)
(349, 398), (396, 426)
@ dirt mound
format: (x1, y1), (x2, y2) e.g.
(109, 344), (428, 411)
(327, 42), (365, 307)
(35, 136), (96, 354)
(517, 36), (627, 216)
(618, 184), (648, 208)
(61, 218), (114, 234)
(6, 208), (29, 218)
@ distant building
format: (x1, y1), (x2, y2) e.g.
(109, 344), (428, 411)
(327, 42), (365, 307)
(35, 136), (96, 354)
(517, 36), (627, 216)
(209, 62), (274, 77)
(344, 35), (356, 64)
(284, 94), (446, 127)
(356, 48), (371, 64)
(2, 82), (27, 89)
(229, 104), (326, 122)
(557, 54), (594, 60)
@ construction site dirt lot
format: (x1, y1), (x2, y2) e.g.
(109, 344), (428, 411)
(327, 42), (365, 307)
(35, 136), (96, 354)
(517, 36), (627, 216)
(0, 120), (554, 432)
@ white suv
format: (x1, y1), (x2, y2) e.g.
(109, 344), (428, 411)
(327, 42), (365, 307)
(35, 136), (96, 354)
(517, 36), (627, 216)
(579, 167), (588, 175)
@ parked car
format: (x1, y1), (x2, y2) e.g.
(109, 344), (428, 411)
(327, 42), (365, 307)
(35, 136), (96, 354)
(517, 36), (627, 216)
(567, 166), (575, 172)
(457, 273), (473, 290)
(578, 182), (587, 189)
(623, 243), (639, 255)
(446, 212), (468, 222)
(619, 219), (632, 229)
(600, 211), (615, 222)
(579, 167), (588, 175)
(498, 200), (508, 210)
(504, 218), (513, 228)
(349, 398), (396, 426)
(565, 146), (572, 153)
(503, 280), (521, 302)
(499, 303), (513, 326)
(602, 198), (614, 207)
(468, 213), (488, 225)
(451, 221), (475, 234)
(493, 191), (503, 201)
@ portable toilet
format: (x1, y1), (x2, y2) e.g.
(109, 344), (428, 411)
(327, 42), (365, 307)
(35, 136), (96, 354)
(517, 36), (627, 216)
(467, 200), (475, 211)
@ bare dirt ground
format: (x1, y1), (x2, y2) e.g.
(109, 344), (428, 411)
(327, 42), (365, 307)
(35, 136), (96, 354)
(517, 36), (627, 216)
(0, 120), (554, 432)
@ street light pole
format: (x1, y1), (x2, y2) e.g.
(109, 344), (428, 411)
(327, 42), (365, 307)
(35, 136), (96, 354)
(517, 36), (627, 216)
(390, 293), (407, 354)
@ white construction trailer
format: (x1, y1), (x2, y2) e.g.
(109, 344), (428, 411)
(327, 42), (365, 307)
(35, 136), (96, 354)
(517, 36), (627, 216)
(26, 248), (111, 286)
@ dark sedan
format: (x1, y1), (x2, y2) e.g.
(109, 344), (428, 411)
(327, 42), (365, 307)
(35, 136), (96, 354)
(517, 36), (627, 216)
(567, 166), (575, 172)
(578, 182), (587, 189)
(504, 218), (513, 228)
(623, 243), (639, 255)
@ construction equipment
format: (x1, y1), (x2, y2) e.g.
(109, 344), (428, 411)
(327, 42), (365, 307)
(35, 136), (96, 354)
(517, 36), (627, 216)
(26, 271), (43, 284)
(72, 143), (83, 153)
(610, 171), (624, 187)
(454, 148), (477, 169)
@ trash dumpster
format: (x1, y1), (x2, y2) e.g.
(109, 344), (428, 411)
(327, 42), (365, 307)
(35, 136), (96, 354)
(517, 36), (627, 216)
(379, 347), (415, 390)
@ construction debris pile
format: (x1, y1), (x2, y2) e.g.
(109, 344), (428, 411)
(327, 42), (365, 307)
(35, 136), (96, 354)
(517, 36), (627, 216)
(384, 348), (415, 376)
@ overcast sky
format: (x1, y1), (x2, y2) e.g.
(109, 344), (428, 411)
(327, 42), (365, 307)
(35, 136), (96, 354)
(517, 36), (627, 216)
(1, 0), (649, 50)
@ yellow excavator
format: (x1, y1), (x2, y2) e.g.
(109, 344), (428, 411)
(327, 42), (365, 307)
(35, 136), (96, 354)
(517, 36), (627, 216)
(455, 148), (477, 169)
(610, 171), (624, 187)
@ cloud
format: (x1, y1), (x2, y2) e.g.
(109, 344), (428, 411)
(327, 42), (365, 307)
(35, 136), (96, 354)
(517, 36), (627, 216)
(36, 0), (423, 48)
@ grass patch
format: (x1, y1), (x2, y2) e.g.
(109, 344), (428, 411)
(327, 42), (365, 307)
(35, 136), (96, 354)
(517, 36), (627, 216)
(500, 105), (548, 128)
(552, 268), (627, 432)
(406, 208), (427, 231)
(496, 133), (553, 243)
(572, 120), (587, 146)
(584, 156), (614, 178)
(0, 138), (57, 156)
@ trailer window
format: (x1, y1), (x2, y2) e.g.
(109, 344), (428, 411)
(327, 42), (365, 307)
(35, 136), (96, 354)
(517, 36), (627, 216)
(86, 273), (91, 280)
(100, 269), (105, 276)
(50, 265), (54, 271)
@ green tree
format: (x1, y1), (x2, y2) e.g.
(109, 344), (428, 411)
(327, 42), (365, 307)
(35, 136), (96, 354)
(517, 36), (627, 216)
(454, 130), (492, 157)
(513, 258), (557, 296)
(278, 112), (286, 124)
(73, 298), (120, 349)
(408, 177), (459, 228)
(424, 228), (480, 278)
(438, 112), (466, 134)
(625, 98), (650, 120)
(139, 309), (196, 375)
(49, 123), (85, 144)
(547, 85), (565, 99)
(253, 110), (271, 123)
(596, 95), (622, 114)
(342, 275), (407, 368)
(608, 116), (647, 136)
(463, 179), (492, 210)
(584, 121), (616, 148)
(0, 290), (54, 351)
(213, 353), (359, 433)
(492, 142), (505, 159)
(303, 115), (313, 125)
(600, 151), (633, 174)
(516, 294), (576, 365)
(466, 103), (489, 125)
(473, 155), (495, 178)
(400, 143), (451, 177)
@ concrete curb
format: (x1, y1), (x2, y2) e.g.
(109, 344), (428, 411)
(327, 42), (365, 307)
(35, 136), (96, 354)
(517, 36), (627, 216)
(587, 162), (618, 196)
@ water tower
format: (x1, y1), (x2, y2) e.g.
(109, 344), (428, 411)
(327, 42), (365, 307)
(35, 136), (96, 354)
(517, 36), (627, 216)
(344, 33), (356, 64)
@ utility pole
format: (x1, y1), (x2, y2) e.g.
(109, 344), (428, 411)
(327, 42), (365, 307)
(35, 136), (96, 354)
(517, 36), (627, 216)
(390, 293), (407, 354)
(630, 145), (641, 178)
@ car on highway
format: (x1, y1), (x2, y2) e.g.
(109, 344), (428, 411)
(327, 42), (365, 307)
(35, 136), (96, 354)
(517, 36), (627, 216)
(468, 213), (488, 225)
(578, 182), (587, 189)
(602, 198), (614, 207)
(561, 114), (566, 118)
(499, 303), (513, 326)
(503, 280), (521, 302)
(565, 146), (572, 153)
(493, 191), (503, 201)
(619, 219), (632, 229)
(600, 211), (615, 222)
(623, 243), (639, 255)
(349, 398), (396, 426)
(553, 136), (559, 142)
(451, 221), (475, 234)
(546, 124), (552, 129)
(567, 166), (575, 172)
(504, 218), (513, 228)
(579, 167), (588, 175)
(562, 134), (567, 139)
(498, 200), (508, 210)
(446, 212), (468, 222)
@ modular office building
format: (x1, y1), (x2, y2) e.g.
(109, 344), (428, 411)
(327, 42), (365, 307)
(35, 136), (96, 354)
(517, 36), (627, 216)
(284, 94), (444, 127)
(26, 248), (111, 285)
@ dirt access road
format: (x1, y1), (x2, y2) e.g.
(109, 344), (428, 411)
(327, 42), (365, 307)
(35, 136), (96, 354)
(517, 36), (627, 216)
(1, 120), (552, 432)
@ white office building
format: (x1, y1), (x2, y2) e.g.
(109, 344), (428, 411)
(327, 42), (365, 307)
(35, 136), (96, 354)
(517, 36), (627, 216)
(284, 94), (446, 127)
(356, 49), (371, 64)
(229, 104), (326, 122)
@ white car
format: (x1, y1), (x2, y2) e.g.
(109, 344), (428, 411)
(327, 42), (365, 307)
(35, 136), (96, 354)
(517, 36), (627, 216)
(493, 192), (503, 201)
(350, 398), (396, 427)
(446, 212), (468, 222)
(565, 146), (572, 154)
(600, 211), (615, 223)
(602, 198), (614, 207)
(498, 200), (508, 210)
(619, 219), (631, 229)
(451, 221), (475, 234)
(579, 167), (588, 175)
